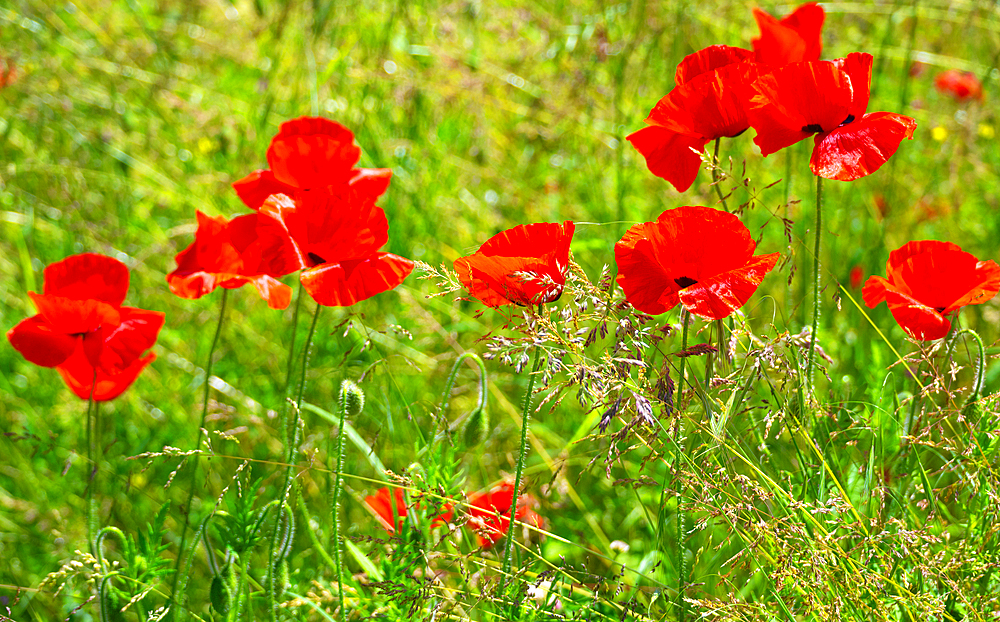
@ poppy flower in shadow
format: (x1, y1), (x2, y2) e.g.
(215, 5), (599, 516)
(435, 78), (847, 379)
(7, 253), (164, 401)
(232, 116), (392, 210)
(615, 206), (779, 320)
(628, 45), (757, 192)
(752, 2), (825, 67)
(466, 481), (542, 548)
(862, 241), (1000, 341)
(237, 192), (413, 307)
(454, 221), (575, 308)
(934, 69), (983, 102)
(744, 52), (917, 180)
(166, 211), (293, 309)
(364, 487), (453, 534)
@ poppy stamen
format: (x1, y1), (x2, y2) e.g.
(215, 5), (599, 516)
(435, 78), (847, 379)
(801, 123), (824, 134)
(674, 276), (698, 288)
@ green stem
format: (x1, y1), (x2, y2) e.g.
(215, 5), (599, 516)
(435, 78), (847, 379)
(674, 311), (689, 622)
(170, 288), (229, 612)
(332, 385), (348, 620)
(806, 175), (823, 398)
(268, 301), (322, 621)
(86, 371), (98, 556)
(282, 282), (305, 445)
(712, 137), (729, 212)
(953, 328), (986, 405)
(500, 326), (544, 595)
(439, 352), (488, 416)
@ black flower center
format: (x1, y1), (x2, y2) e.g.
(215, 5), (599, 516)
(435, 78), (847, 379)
(674, 276), (698, 289)
(801, 123), (824, 134)
(840, 114), (855, 126)
(307, 252), (326, 267)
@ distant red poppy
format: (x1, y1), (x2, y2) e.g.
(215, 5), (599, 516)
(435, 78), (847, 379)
(235, 192), (413, 307)
(752, 2), (824, 67)
(7, 254), (164, 401)
(466, 481), (542, 548)
(862, 241), (1000, 341)
(364, 487), (453, 534)
(454, 220), (575, 308)
(0, 58), (16, 89)
(744, 52), (917, 180)
(232, 117), (392, 210)
(628, 45), (757, 192)
(849, 265), (864, 289)
(166, 211), (293, 310)
(935, 69), (983, 102)
(615, 206), (779, 319)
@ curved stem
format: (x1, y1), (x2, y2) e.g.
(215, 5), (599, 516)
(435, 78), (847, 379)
(954, 328), (986, 405)
(439, 352), (488, 417)
(268, 301), (322, 621)
(806, 175), (823, 398)
(711, 137), (729, 212)
(500, 332), (544, 593)
(86, 371), (98, 556)
(170, 288), (229, 611)
(332, 384), (349, 620)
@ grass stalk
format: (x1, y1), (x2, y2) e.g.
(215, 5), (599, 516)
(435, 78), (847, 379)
(170, 288), (229, 614)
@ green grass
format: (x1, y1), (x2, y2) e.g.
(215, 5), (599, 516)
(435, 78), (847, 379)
(2, 0), (1000, 620)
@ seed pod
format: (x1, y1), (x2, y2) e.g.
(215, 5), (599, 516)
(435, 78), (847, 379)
(340, 380), (365, 418)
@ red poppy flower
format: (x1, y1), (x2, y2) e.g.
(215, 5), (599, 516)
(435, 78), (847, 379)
(466, 481), (542, 548)
(364, 487), (453, 534)
(615, 206), (779, 320)
(232, 117), (392, 210)
(862, 241), (1000, 341)
(0, 58), (16, 89)
(454, 221), (574, 308)
(934, 69), (983, 102)
(744, 52), (917, 180)
(7, 253), (164, 401)
(628, 46), (757, 192)
(752, 2), (824, 67)
(166, 211), (293, 310)
(849, 265), (864, 289)
(235, 192), (413, 307)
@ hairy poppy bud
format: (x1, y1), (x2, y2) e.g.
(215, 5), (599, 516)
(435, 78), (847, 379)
(340, 380), (365, 418)
(462, 405), (490, 448)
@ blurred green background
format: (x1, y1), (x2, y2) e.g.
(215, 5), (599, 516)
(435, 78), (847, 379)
(1, 0), (998, 618)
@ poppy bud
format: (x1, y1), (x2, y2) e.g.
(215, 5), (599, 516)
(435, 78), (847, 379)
(462, 405), (490, 448)
(340, 380), (365, 418)
(210, 574), (231, 615)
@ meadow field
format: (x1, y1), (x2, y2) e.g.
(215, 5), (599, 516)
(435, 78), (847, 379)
(2, 0), (1000, 620)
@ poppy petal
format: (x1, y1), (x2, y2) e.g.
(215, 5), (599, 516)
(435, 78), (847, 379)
(98, 307), (165, 374)
(42, 253), (130, 305)
(231, 170), (298, 211)
(831, 52), (873, 119)
(249, 275), (293, 310)
(300, 252), (414, 307)
(56, 342), (156, 401)
(648, 61), (758, 139)
(944, 260), (1000, 312)
(677, 252), (780, 320)
(674, 45), (754, 86)
(28, 293), (121, 336)
(349, 167), (393, 201)
(745, 61), (853, 156)
(615, 231), (680, 315)
(935, 69), (984, 102)
(626, 126), (709, 192)
(884, 290), (951, 341)
(861, 274), (894, 308)
(7, 315), (78, 367)
(364, 487), (407, 533)
(752, 2), (824, 66)
(266, 117), (361, 190)
(455, 221), (574, 308)
(810, 112), (917, 181)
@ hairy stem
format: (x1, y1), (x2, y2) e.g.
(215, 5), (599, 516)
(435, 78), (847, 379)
(170, 288), (228, 613)
(712, 137), (729, 212)
(86, 371), (98, 556)
(806, 175), (823, 398)
(500, 331), (544, 596)
(674, 311), (689, 622)
(332, 385), (348, 619)
(268, 301), (322, 621)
